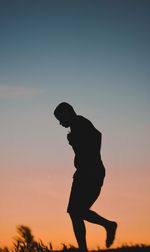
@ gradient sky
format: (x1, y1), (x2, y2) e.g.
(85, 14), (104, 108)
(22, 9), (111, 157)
(0, 0), (150, 250)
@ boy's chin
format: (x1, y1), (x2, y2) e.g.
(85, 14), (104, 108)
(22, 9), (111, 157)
(63, 125), (69, 128)
(61, 123), (69, 128)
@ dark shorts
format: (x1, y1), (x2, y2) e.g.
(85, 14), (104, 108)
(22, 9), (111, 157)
(67, 172), (105, 217)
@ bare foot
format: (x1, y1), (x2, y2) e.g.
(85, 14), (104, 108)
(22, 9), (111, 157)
(106, 221), (117, 248)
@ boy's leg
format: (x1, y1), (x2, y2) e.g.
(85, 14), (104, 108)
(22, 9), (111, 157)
(69, 213), (88, 252)
(84, 209), (111, 227)
(84, 210), (117, 247)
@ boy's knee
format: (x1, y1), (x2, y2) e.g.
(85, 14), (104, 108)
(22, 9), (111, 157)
(68, 210), (84, 220)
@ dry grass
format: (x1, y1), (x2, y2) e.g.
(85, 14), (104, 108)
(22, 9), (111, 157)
(0, 225), (149, 252)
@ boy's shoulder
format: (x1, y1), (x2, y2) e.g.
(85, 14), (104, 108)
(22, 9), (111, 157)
(76, 115), (93, 127)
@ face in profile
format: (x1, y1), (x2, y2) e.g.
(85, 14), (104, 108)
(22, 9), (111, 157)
(59, 118), (70, 128)
(54, 102), (76, 128)
(56, 114), (70, 128)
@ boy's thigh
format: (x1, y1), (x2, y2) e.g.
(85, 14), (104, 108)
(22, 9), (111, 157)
(67, 177), (101, 215)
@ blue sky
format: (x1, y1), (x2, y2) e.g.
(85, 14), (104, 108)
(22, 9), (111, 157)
(0, 0), (149, 111)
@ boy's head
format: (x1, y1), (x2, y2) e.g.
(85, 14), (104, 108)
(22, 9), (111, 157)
(54, 102), (76, 128)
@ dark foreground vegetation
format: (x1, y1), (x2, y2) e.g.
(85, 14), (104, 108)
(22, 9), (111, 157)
(0, 225), (149, 252)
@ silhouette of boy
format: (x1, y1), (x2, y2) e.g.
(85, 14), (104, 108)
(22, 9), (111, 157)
(54, 102), (117, 252)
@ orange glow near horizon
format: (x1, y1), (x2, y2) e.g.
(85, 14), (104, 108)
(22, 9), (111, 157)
(0, 160), (150, 250)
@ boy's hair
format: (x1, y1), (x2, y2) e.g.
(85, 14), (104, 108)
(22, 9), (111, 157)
(54, 102), (76, 119)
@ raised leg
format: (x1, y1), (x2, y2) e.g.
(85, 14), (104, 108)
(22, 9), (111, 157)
(84, 209), (111, 228)
(84, 210), (117, 248)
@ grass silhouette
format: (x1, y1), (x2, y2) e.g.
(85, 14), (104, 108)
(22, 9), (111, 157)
(0, 225), (149, 252)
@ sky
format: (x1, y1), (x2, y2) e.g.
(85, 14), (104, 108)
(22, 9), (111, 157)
(0, 0), (150, 250)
